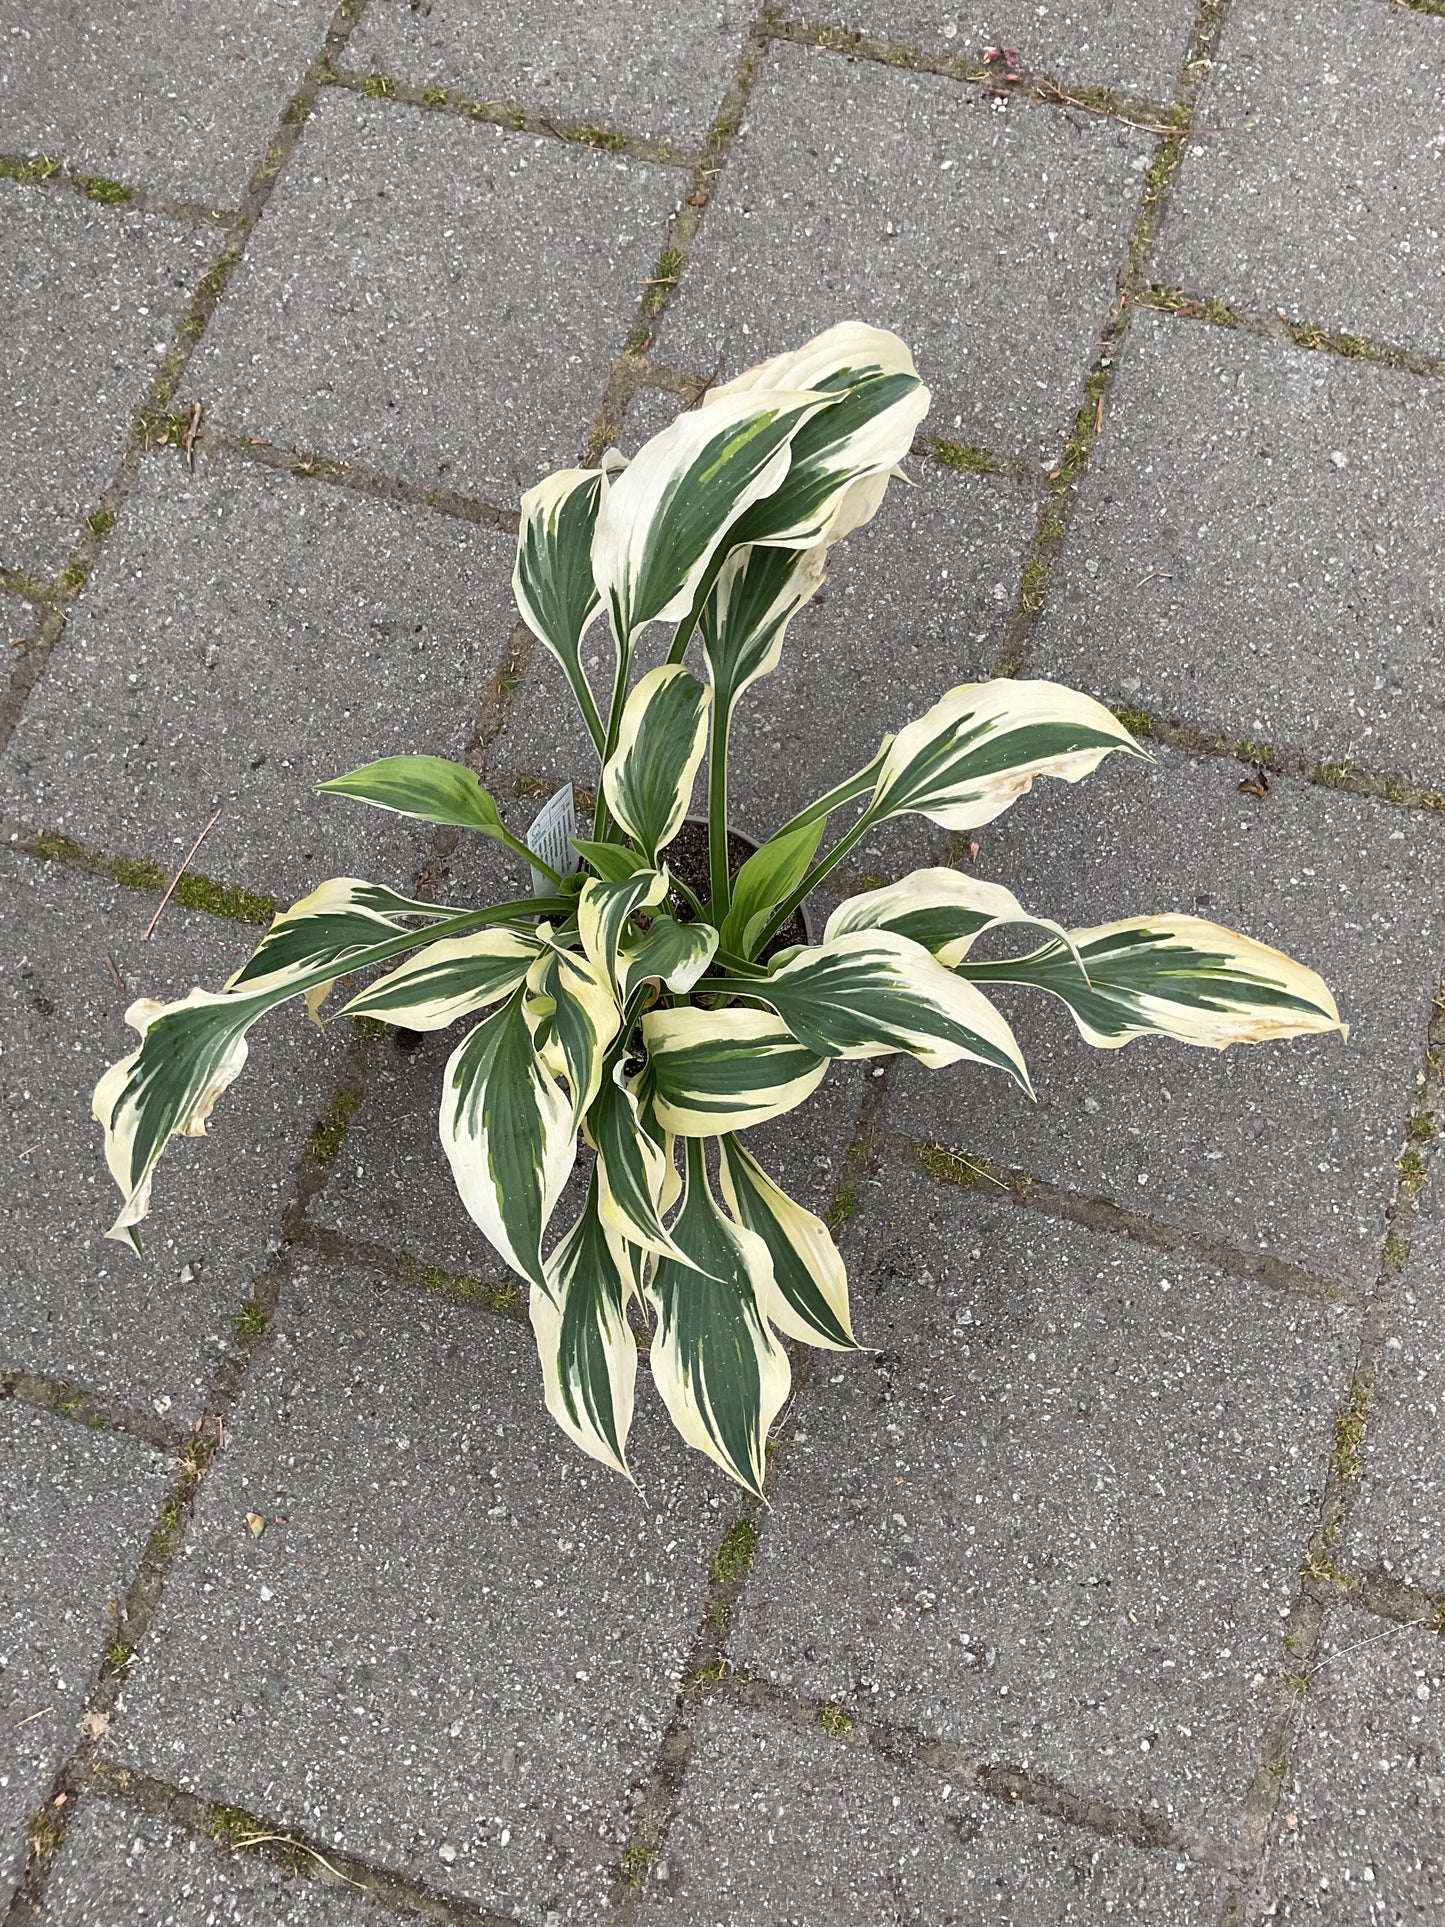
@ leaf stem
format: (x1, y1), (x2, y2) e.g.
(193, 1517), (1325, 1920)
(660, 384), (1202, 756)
(707, 693), (732, 918)
(754, 808), (878, 952)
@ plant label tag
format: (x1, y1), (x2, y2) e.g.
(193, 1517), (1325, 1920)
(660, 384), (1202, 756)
(526, 783), (579, 895)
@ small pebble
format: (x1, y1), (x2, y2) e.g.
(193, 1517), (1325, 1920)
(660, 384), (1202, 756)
(438, 1843), (457, 1865)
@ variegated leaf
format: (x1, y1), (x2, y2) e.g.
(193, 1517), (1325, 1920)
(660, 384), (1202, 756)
(93, 988), (266, 1254)
(588, 1065), (706, 1271)
(523, 943), (619, 1119)
(530, 1171), (639, 1479)
(513, 466), (608, 746)
(870, 679), (1147, 831)
(642, 1006), (828, 1136)
(823, 866), (1067, 966)
(601, 664), (710, 861)
(592, 388), (832, 642)
(620, 912), (718, 995)
(709, 322), (930, 551)
(717, 1135), (855, 1350)
(697, 542), (828, 706)
(646, 1138), (790, 1495)
(340, 928), (542, 1030)
(224, 877), (452, 996)
(736, 929), (1030, 1086)
(577, 867), (669, 1001)
(439, 988), (576, 1291)
(960, 914), (1346, 1051)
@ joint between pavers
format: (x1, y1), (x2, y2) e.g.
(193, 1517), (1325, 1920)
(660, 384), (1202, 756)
(74, 1765), (526, 1927)
(168, 425), (521, 537)
(762, 12), (1189, 135)
(1136, 285), (1445, 380)
(2, 819), (277, 926)
(1330, 1564), (1445, 1633)
(1, 1366), (187, 1456)
(1225, 959), (1445, 1899)
(292, 1220), (525, 1323)
(991, 0), (1231, 681)
(919, 433), (1046, 488)
(705, 1669), (1240, 1873)
(323, 65), (698, 170)
(0, 151), (234, 227)
(1106, 707), (1445, 819)
(882, 1128), (1358, 1307)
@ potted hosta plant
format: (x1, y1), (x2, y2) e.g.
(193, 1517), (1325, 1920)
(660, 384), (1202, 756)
(94, 323), (1343, 1495)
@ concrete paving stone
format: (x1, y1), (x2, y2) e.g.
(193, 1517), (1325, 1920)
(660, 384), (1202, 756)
(1347, 1190), (1445, 1592)
(0, 452), (517, 902)
(0, 1405), (171, 1905)
(114, 1253), (740, 1927)
(1261, 1605), (1445, 1920)
(882, 744), (1444, 1290)
(1154, 0), (1445, 354)
(731, 1162), (1354, 1836)
(1, 851), (339, 1421)
(37, 1795), (394, 1925)
(807, 0), (1198, 104)
(634, 1702), (1229, 1926)
(189, 91), (681, 503)
(1031, 316), (1445, 787)
(0, 0), (333, 209)
(655, 44), (1151, 465)
(0, 181), (212, 574)
(349, 0), (750, 150)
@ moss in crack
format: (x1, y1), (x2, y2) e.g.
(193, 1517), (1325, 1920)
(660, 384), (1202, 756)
(1406, 1114), (1435, 1144)
(818, 1702), (855, 1740)
(172, 874), (276, 924)
(710, 1518), (759, 1586)
(1018, 554), (1048, 615)
(1314, 758), (1356, 788)
(1111, 705), (1155, 741)
(824, 1184), (859, 1231)
(360, 70), (396, 100)
(422, 84), (449, 106)
(642, 245), (686, 318)
(931, 437), (993, 475)
(231, 1298), (269, 1339)
(58, 557), (92, 593)
(75, 173), (133, 205)
(25, 1810), (66, 1858)
(306, 1087), (362, 1167)
(85, 506), (117, 540)
(1398, 1147), (1429, 1195)
(620, 1841), (655, 1892)
(1235, 737), (1274, 766)
(1332, 1387), (1370, 1482)
(918, 1140), (988, 1190)
(1, 152), (61, 184)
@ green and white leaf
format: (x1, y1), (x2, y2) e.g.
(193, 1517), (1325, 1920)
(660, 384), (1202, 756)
(530, 1171), (639, 1480)
(340, 928), (542, 1031)
(718, 813), (824, 959)
(600, 664), (710, 861)
(642, 1006), (829, 1136)
(717, 1135), (855, 1350)
(523, 943), (619, 1119)
(869, 679), (1147, 831)
(93, 988), (266, 1254)
(697, 542), (828, 707)
(513, 465), (608, 746)
(439, 988), (576, 1292)
(316, 755), (506, 837)
(646, 1139), (790, 1495)
(823, 866), (1069, 966)
(577, 867), (669, 1001)
(587, 1065), (707, 1271)
(710, 322), (930, 550)
(744, 929), (1030, 1085)
(592, 388), (832, 641)
(960, 913), (1347, 1051)
(224, 877), (452, 996)
(620, 912), (718, 995)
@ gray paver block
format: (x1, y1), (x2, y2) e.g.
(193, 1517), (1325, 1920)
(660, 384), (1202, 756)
(1031, 316), (1445, 786)
(38, 1795), (392, 1925)
(656, 44), (1150, 464)
(0, 182), (211, 574)
(1155, 0), (1445, 353)
(114, 1254), (739, 1926)
(0, 1405), (170, 1904)
(1, 453), (516, 901)
(634, 1703), (1229, 1925)
(882, 744), (1443, 1289)
(350, 0), (749, 150)
(190, 92), (681, 502)
(1262, 1606), (1445, 1920)
(1348, 1191), (1445, 1591)
(1, 851), (338, 1420)
(805, 0), (1198, 104)
(731, 1163), (1354, 1836)
(0, 1), (333, 209)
